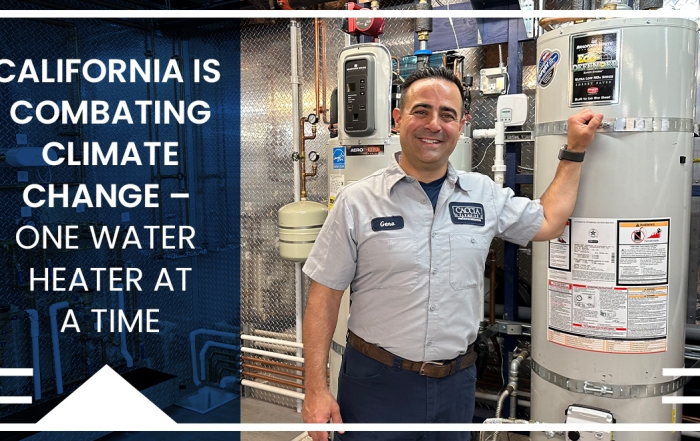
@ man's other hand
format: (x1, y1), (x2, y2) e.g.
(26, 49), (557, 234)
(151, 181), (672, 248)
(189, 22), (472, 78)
(303, 389), (344, 441)
(567, 108), (604, 152)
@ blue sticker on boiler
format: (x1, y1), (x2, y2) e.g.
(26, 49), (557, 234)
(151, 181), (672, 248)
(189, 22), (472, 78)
(333, 147), (345, 169)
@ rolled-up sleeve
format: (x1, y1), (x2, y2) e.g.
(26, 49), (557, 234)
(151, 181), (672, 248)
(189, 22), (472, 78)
(302, 192), (357, 291)
(492, 182), (544, 247)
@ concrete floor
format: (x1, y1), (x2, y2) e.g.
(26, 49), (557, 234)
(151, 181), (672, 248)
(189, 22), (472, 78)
(241, 397), (307, 441)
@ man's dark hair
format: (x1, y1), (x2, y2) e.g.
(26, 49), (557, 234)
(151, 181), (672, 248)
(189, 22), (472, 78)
(398, 67), (465, 115)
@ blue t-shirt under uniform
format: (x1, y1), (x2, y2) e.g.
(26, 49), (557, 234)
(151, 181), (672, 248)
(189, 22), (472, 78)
(420, 174), (447, 211)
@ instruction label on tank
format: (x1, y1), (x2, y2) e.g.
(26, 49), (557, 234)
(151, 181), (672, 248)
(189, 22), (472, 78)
(328, 174), (345, 210)
(547, 217), (670, 354)
(570, 31), (620, 105)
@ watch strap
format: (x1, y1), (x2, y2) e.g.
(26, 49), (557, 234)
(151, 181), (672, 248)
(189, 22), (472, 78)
(558, 145), (585, 162)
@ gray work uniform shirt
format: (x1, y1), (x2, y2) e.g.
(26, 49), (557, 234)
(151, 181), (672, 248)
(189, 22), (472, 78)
(303, 159), (544, 362)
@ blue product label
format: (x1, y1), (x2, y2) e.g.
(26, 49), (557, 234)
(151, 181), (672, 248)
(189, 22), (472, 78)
(333, 147), (345, 170)
(371, 216), (404, 231)
(537, 49), (560, 88)
(449, 203), (485, 226)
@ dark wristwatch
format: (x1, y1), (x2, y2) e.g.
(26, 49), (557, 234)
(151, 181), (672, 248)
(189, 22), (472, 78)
(558, 144), (585, 162)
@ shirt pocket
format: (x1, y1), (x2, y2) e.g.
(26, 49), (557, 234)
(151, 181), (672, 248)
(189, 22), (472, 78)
(364, 236), (418, 289)
(449, 233), (490, 291)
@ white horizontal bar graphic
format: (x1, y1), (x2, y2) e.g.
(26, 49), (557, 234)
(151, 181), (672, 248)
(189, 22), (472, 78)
(663, 368), (700, 376)
(171, 193), (189, 198)
(0, 396), (32, 404)
(0, 368), (33, 376)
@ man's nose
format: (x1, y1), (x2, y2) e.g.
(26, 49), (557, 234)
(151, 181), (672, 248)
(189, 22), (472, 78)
(424, 114), (441, 132)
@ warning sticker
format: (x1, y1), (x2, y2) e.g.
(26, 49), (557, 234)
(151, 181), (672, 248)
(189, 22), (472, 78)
(570, 31), (620, 105)
(617, 220), (670, 285)
(547, 217), (671, 354)
(328, 174), (345, 210)
(548, 220), (571, 271)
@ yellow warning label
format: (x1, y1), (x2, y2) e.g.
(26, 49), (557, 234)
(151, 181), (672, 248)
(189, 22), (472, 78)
(619, 221), (669, 228)
(328, 196), (335, 210)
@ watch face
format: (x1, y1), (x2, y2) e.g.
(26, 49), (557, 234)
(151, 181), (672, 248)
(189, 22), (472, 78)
(356, 17), (372, 31)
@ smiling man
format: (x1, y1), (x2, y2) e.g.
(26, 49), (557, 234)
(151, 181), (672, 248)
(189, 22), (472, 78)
(301, 67), (603, 441)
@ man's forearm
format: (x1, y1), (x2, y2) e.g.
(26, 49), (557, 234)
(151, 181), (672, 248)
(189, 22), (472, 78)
(303, 281), (344, 393)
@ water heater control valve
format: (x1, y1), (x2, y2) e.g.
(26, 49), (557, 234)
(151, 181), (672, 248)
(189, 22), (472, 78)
(565, 404), (614, 441)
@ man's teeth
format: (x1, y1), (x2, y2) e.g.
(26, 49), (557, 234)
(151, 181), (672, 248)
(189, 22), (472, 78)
(421, 139), (439, 144)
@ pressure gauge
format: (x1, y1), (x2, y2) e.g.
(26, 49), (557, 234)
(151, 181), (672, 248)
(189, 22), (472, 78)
(307, 113), (318, 124)
(308, 151), (320, 162)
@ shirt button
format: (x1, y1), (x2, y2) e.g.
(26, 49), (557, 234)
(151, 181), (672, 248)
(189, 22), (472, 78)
(427, 341), (432, 346)
(431, 268), (437, 275)
(431, 232), (436, 238)
(430, 305), (436, 311)
(471, 237), (476, 244)
(422, 199), (427, 204)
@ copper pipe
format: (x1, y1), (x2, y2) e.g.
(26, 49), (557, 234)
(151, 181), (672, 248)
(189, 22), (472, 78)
(391, 56), (400, 77)
(242, 371), (306, 390)
(299, 117), (318, 199)
(321, 19), (329, 124)
(314, 18), (322, 118)
(489, 249), (496, 325)
(242, 355), (305, 372)
(539, 17), (586, 31)
(243, 363), (305, 381)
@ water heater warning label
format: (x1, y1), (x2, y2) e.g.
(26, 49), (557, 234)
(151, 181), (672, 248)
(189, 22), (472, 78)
(570, 31), (620, 106)
(547, 217), (670, 354)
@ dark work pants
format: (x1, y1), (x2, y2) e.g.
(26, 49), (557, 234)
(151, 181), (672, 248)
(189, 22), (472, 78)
(335, 344), (476, 441)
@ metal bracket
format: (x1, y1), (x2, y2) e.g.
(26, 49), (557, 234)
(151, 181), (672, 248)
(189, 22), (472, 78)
(518, 0), (535, 38)
(583, 381), (614, 397)
(504, 131), (533, 143)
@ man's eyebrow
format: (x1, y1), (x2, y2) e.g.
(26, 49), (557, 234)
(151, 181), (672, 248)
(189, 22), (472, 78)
(409, 103), (458, 116)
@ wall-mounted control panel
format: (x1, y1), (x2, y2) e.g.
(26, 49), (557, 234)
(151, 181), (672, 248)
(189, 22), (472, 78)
(338, 44), (392, 145)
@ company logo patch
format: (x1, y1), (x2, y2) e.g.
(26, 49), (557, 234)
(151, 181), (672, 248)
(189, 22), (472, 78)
(371, 216), (404, 231)
(449, 203), (485, 226)
(537, 49), (560, 88)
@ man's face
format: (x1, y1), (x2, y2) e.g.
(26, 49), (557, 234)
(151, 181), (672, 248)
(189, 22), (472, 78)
(392, 77), (466, 174)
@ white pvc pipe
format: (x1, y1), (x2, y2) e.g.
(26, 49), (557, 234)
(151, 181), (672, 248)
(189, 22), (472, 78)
(241, 379), (305, 400)
(241, 334), (304, 348)
(241, 346), (304, 363)
(290, 17), (304, 415)
(492, 120), (506, 187)
(116, 285), (133, 368)
(49, 301), (69, 394)
(25, 309), (40, 400)
(199, 341), (240, 382)
(190, 328), (239, 386)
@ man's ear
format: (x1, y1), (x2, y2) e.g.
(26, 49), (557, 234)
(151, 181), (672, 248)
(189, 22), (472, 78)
(392, 108), (402, 128)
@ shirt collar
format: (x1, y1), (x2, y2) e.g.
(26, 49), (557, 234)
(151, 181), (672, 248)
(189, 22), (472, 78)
(383, 159), (472, 196)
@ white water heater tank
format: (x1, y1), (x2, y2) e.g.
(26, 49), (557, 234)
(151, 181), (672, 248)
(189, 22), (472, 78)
(531, 18), (698, 440)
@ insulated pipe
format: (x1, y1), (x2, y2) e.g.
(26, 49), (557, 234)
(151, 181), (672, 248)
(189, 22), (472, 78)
(199, 341), (240, 382)
(49, 301), (69, 394)
(241, 347), (304, 363)
(241, 334), (304, 348)
(242, 378), (305, 400)
(189, 328), (239, 386)
(25, 309), (41, 400)
(116, 285), (133, 368)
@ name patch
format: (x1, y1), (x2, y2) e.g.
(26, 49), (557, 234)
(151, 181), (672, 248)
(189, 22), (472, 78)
(449, 203), (485, 226)
(371, 216), (404, 231)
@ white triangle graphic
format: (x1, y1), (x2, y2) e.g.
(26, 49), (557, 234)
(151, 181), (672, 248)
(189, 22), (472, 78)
(36, 365), (176, 430)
